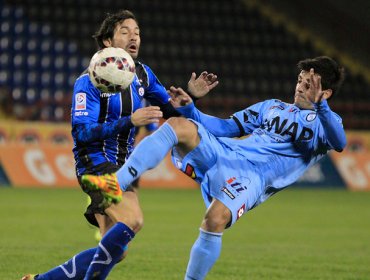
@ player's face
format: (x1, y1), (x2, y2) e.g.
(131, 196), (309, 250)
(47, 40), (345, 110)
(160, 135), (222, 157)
(105, 18), (141, 59)
(294, 70), (316, 109)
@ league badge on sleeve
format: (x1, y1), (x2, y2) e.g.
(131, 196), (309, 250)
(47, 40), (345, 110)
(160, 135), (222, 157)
(75, 92), (86, 110)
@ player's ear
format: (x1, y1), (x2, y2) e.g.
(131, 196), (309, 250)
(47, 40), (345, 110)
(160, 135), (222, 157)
(323, 89), (332, 100)
(103, 39), (112, 47)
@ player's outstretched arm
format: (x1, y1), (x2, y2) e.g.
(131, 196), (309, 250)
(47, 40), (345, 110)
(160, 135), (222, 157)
(187, 71), (219, 99)
(168, 87), (240, 137)
(73, 107), (162, 144)
(168, 86), (193, 108)
(315, 100), (346, 152)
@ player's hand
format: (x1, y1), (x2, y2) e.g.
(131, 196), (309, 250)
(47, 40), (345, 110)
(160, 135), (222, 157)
(308, 68), (325, 103)
(131, 106), (163, 126)
(168, 86), (193, 108)
(187, 71), (219, 98)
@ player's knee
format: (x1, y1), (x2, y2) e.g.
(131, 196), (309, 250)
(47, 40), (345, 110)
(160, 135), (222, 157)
(202, 212), (230, 232)
(120, 214), (144, 234)
(201, 217), (228, 232)
(132, 215), (144, 233)
(166, 117), (198, 144)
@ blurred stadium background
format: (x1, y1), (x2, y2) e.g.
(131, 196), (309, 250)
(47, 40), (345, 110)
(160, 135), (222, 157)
(0, 0), (369, 278)
(0, 0), (369, 189)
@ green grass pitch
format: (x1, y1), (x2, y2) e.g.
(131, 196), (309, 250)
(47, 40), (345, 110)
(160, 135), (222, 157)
(1, 187), (369, 279)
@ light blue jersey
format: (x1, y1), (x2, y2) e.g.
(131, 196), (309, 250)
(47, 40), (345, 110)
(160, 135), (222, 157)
(174, 99), (346, 225)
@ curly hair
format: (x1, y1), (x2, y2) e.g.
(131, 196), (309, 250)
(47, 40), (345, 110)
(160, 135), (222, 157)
(93, 10), (138, 49)
(297, 56), (345, 97)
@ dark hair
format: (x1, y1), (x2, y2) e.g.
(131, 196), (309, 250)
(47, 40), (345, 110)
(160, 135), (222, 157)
(93, 10), (138, 49)
(297, 56), (345, 97)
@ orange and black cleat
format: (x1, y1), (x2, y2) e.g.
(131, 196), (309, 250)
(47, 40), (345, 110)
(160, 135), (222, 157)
(82, 173), (123, 203)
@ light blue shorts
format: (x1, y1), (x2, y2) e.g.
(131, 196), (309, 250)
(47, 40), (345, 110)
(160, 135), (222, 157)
(171, 120), (267, 226)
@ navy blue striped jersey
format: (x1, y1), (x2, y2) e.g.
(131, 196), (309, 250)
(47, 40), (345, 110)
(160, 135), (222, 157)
(71, 61), (170, 176)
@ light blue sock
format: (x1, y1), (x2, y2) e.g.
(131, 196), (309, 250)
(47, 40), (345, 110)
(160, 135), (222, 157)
(185, 229), (223, 280)
(35, 248), (97, 280)
(84, 222), (134, 280)
(116, 122), (178, 190)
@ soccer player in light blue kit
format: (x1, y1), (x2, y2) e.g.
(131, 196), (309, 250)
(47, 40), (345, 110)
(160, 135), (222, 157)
(82, 56), (347, 279)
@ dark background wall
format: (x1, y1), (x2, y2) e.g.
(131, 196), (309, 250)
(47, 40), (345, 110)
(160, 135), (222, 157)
(260, 0), (370, 68)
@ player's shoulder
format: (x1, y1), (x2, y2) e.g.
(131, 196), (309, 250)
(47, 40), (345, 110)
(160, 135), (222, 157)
(73, 69), (99, 96)
(135, 60), (152, 86)
(74, 69), (91, 88)
(257, 99), (290, 111)
(135, 60), (154, 75)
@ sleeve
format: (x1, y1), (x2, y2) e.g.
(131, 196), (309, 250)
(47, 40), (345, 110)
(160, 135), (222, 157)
(141, 64), (170, 105)
(72, 118), (134, 144)
(71, 76), (134, 143)
(314, 99), (346, 152)
(232, 100), (271, 134)
(138, 64), (181, 118)
(176, 102), (241, 137)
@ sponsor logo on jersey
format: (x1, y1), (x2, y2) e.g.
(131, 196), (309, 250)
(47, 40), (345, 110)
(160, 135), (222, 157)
(221, 187), (235, 199)
(75, 92), (86, 110)
(221, 177), (248, 200)
(237, 204), (246, 220)
(184, 163), (196, 179)
(74, 111), (89, 117)
(265, 116), (314, 141)
(100, 92), (117, 98)
(243, 110), (259, 124)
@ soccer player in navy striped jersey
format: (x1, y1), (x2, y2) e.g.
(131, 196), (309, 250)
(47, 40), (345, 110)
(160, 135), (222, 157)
(21, 10), (218, 280)
(82, 56), (346, 279)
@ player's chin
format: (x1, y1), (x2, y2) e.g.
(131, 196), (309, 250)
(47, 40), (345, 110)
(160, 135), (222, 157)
(128, 50), (139, 59)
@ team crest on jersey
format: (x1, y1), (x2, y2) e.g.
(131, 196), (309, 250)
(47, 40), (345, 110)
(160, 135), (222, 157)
(75, 92), (86, 110)
(306, 112), (317, 122)
(138, 87), (145, 96)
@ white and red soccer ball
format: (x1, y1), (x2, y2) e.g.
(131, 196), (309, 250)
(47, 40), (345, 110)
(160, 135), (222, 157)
(88, 47), (135, 93)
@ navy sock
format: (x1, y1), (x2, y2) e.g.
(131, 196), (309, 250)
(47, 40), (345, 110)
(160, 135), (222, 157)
(84, 222), (135, 280)
(116, 122), (178, 190)
(185, 229), (223, 280)
(35, 247), (97, 280)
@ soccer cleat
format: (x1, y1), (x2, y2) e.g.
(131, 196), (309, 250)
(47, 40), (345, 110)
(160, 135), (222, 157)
(82, 173), (122, 203)
(21, 274), (36, 280)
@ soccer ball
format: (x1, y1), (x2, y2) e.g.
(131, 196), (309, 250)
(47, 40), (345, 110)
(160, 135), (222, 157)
(88, 47), (135, 93)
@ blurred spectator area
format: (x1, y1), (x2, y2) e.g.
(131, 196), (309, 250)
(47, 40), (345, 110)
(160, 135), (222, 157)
(1, 0), (369, 128)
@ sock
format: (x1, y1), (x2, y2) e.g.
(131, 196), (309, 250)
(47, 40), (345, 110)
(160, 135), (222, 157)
(184, 229), (223, 280)
(35, 248), (97, 280)
(84, 222), (135, 280)
(116, 122), (178, 190)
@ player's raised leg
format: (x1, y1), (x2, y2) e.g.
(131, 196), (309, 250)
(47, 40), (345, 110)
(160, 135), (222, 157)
(82, 118), (199, 194)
